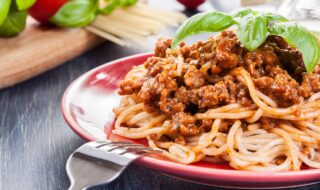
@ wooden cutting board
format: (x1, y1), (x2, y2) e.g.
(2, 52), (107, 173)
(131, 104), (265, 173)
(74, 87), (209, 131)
(0, 19), (103, 89)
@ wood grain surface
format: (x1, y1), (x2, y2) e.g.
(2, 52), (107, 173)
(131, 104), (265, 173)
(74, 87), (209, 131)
(0, 2), (320, 190)
(0, 19), (102, 89)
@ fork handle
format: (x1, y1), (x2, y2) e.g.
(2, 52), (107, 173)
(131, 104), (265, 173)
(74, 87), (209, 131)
(66, 141), (158, 190)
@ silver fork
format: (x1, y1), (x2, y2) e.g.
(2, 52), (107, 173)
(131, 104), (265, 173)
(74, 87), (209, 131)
(66, 140), (159, 190)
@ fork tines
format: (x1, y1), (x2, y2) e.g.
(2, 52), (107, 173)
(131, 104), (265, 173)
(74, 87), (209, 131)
(93, 141), (160, 156)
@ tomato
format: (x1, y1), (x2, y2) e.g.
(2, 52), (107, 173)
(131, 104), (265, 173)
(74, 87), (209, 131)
(177, 0), (205, 10)
(28, 0), (68, 24)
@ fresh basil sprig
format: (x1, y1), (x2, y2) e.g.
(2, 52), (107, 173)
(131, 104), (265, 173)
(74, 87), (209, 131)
(0, 0), (33, 37)
(270, 22), (320, 73)
(0, 10), (27, 37)
(51, 0), (138, 27)
(15, 0), (36, 11)
(119, 0), (137, 7)
(171, 12), (235, 49)
(233, 8), (254, 19)
(100, 0), (137, 14)
(51, 0), (99, 27)
(0, 0), (11, 26)
(236, 14), (268, 51)
(264, 13), (288, 22)
(100, 0), (119, 14)
(172, 9), (320, 73)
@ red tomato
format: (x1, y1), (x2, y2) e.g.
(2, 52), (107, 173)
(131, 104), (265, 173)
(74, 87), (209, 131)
(177, 0), (205, 10)
(29, 0), (68, 24)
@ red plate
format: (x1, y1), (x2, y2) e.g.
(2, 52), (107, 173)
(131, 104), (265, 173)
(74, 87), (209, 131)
(61, 53), (320, 189)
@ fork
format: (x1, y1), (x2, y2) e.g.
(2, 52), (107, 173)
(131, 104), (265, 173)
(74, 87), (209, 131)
(66, 140), (159, 190)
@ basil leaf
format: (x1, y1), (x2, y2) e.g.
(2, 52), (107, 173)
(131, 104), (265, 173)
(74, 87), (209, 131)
(0, 0), (11, 26)
(15, 0), (36, 11)
(234, 8), (255, 18)
(119, 0), (137, 7)
(0, 10), (27, 37)
(269, 22), (320, 73)
(100, 0), (138, 14)
(172, 11), (235, 49)
(236, 14), (268, 51)
(51, 0), (98, 27)
(264, 13), (288, 22)
(100, 0), (119, 14)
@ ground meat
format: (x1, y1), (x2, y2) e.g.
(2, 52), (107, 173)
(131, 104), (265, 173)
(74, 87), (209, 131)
(219, 120), (233, 132)
(172, 112), (200, 136)
(270, 73), (301, 105)
(261, 117), (278, 130)
(243, 45), (280, 78)
(180, 42), (191, 58)
(139, 57), (182, 114)
(192, 81), (229, 109)
(118, 66), (147, 95)
(118, 79), (142, 95)
(195, 38), (216, 67)
(299, 64), (320, 98)
(214, 31), (241, 70)
(224, 75), (252, 106)
(174, 135), (186, 144)
(175, 86), (191, 105)
(138, 78), (162, 113)
(154, 38), (172, 58)
(199, 119), (213, 132)
(254, 67), (302, 107)
(242, 38), (304, 107)
(184, 65), (206, 88)
(243, 49), (265, 77)
(159, 89), (185, 114)
(157, 69), (178, 90)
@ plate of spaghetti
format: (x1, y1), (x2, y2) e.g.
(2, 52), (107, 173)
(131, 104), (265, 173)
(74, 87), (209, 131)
(62, 10), (320, 188)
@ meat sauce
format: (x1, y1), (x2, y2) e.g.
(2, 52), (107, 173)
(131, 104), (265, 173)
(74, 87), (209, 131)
(118, 30), (320, 137)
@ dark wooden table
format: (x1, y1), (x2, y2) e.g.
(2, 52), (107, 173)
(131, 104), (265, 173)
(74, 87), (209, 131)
(1, 2), (320, 190)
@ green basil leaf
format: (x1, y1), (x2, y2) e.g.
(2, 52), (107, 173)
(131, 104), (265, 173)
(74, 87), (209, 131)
(15, 0), (36, 11)
(264, 13), (288, 22)
(234, 8), (255, 18)
(0, 0), (11, 26)
(119, 0), (137, 7)
(51, 0), (98, 27)
(269, 22), (320, 73)
(0, 10), (27, 37)
(100, 0), (119, 14)
(100, 0), (137, 14)
(236, 14), (268, 51)
(172, 11), (235, 49)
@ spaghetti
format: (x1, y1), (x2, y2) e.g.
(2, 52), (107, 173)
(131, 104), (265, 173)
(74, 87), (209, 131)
(86, 3), (186, 46)
(112, 31), (320, 171)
